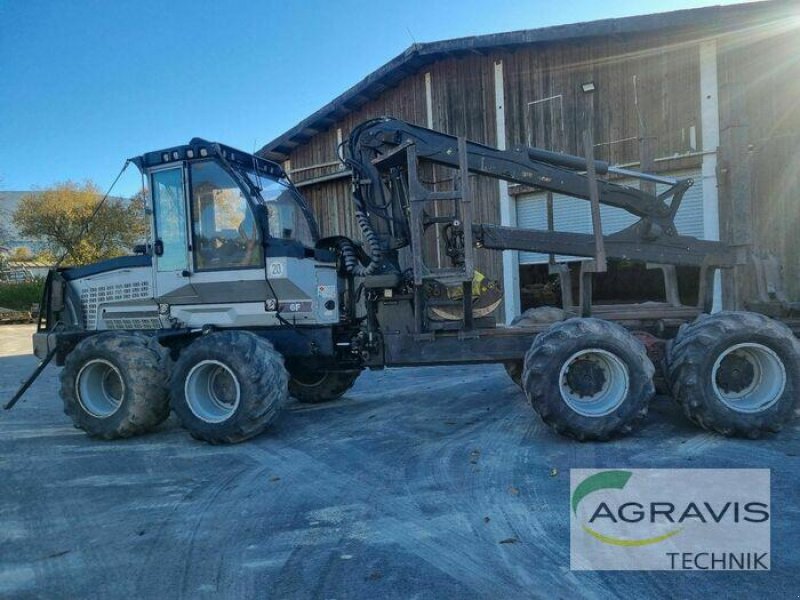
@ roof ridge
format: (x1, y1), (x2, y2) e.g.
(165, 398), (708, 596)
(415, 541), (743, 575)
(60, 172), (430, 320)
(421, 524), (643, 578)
(258, 0), (799, 161)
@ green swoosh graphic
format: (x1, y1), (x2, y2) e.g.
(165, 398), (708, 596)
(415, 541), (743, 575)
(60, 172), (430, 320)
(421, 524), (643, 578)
(572, 470), (632, 515)
(582, 525), (683, 546)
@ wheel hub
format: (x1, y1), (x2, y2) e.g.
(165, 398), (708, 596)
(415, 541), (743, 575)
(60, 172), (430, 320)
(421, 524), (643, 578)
(710, 342), (786, 413)
(76, 359), (125, 419)
(210, 368), (238, 406)
(564, 358), (607, 398)
(557, 348), (630, 417)
(185, 360), (241, 423)
(715, 352), (756, 394)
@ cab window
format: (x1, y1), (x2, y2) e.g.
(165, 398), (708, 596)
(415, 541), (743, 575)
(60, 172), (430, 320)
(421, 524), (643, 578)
(246, 171), (316, 248)
(190, 161), (263, 270)
(152, 167), (188, 272)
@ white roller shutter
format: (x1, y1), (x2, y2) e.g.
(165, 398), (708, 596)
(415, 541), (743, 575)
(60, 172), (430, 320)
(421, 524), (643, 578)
(517, 169), (704, 264)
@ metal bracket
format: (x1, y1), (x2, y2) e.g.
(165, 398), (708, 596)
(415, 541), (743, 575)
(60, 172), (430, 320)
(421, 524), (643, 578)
(647, 263), (682, 307)
(549, 263), (574, 312)
(579, 260), (599, 317)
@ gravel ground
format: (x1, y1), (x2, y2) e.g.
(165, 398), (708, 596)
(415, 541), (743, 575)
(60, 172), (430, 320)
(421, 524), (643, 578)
(1, 324), (798, 599)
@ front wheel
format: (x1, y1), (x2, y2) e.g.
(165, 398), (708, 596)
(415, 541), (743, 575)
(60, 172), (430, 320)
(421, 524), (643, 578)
(170, 331), (288, 444)
(60, 332), (170, 439)
(668, 311), (800, 438)
(522, 318), (654, 441)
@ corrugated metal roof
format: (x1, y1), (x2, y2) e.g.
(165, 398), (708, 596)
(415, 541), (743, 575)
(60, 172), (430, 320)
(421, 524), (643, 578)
(257, 0), (799, 161)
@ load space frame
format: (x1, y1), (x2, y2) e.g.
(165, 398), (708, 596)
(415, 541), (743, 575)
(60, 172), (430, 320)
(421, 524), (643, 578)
(353, 118), (747, 357)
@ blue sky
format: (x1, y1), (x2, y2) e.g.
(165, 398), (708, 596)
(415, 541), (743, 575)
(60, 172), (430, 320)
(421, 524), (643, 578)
(0, 0), (745, 196)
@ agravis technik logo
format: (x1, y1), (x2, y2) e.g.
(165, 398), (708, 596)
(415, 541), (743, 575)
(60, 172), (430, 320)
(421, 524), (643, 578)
(572, 470), (682, 547)
(570, 469), (770, 571)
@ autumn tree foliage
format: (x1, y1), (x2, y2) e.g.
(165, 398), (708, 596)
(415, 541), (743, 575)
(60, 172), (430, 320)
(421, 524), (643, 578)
(13, 181), (147, 265)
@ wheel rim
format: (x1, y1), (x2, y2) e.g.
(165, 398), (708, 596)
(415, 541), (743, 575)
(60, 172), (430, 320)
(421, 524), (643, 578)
(76, 359), (125, 418)
(184, 360), (241, 423)
(711, 343), (786, 413)
(558, 349), (630, 417)
(291, 371), (328, 388)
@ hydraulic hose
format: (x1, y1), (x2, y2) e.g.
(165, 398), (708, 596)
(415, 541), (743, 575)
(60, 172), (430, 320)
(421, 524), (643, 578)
(335, 209), (383, 276)
(336, 118), (394, 277)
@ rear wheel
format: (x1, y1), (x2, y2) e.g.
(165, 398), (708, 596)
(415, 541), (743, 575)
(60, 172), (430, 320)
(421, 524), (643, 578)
(504, 307), (571, 387)
(60, 332), (170, 439)
(288, 368), (361, 404)
(668, 311), (800, 438)
(522, 318), (654, 440)
(170, 330), (288, 444)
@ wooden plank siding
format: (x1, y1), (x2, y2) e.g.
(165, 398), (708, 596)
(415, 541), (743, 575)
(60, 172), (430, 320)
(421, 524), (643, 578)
(501, 32), (702, 164)
(282, 18), (800, 308)
(426, 54), (502, 292)
(292, 56), (505, 299)
(717, 24), (800, 300)
(290, 71), (428, 244)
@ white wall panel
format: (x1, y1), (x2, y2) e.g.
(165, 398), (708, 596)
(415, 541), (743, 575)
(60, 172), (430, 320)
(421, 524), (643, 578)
(517, 169), (703, 264)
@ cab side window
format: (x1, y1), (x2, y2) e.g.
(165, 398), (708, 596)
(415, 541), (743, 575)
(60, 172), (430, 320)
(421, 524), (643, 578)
(152, 167), (188, 272)
(190, 161), (263, 270)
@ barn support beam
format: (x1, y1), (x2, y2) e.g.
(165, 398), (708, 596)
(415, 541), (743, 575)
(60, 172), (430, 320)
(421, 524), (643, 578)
(425, 71), (444, 269)
(700, 39), (723, 312)
(494, 59), (520, 323)
(718, 82), (753, 310)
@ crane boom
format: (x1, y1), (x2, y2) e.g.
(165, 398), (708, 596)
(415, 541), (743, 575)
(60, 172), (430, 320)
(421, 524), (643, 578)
(344, 117), (740, 269)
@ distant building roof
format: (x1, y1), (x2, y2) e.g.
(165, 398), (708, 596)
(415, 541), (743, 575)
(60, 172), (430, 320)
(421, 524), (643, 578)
(258, 0), (799, 161)
(7, 258), (53, 268)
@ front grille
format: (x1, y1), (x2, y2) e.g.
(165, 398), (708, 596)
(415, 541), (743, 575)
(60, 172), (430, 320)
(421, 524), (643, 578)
(80, 281), (151, 329)
(105, 317), (161, 330)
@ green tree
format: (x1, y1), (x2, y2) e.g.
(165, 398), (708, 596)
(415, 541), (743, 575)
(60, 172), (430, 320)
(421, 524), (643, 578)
(13, 181), (147, 266)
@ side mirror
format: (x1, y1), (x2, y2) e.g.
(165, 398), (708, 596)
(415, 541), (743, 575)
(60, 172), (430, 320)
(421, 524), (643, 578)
(154, 239), (164, 256)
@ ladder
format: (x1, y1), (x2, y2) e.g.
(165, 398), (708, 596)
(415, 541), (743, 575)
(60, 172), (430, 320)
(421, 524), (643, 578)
(402, 137), (476, 334)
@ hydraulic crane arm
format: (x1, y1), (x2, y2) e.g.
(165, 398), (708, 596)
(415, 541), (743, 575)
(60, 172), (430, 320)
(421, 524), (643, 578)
(343, 117), (740, 273)
(474, 223), (736, 268)
(348, 118), (688, 232)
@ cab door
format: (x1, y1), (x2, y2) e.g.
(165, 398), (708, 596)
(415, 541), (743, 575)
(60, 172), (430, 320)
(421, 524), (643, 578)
(151, 166), (199, 303)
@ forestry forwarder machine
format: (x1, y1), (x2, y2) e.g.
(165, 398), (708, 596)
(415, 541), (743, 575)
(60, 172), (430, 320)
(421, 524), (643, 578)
(6, 118), (800, 443)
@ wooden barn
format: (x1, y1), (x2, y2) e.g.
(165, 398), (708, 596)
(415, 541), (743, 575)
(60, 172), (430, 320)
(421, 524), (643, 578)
(258, 0), (800, 322)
